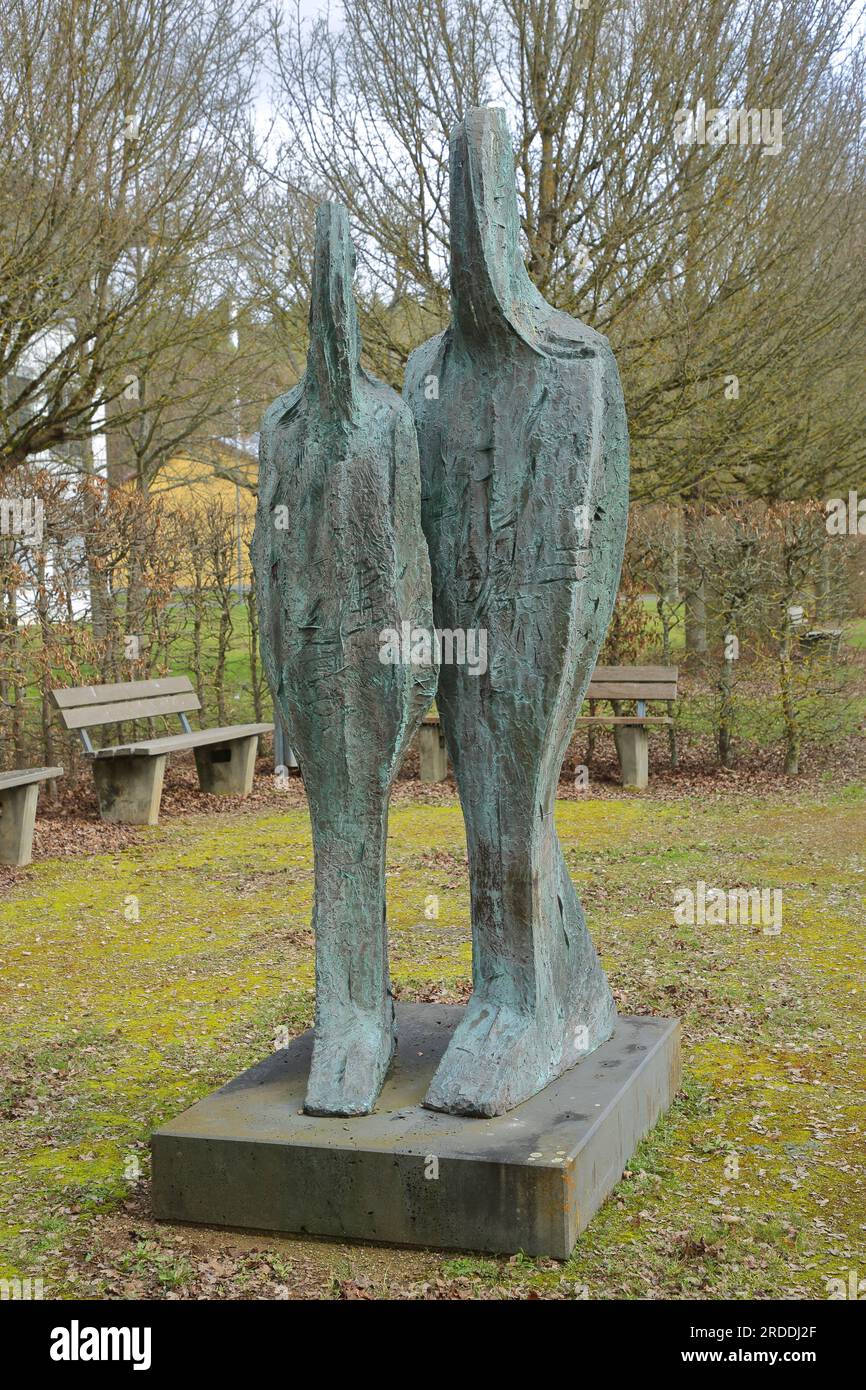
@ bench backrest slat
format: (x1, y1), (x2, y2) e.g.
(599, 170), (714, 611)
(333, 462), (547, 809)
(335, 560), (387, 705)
(51, 677), (194, 709)
(58, 692), (200, 731)
(50, 679), (200, 732)
(591, 666), (676, 683)
(586, 665), (678, 703)
(587, 680), (678, 701)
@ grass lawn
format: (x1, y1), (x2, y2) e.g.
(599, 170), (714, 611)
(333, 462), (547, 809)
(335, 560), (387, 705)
(1, 785), (864, 1299)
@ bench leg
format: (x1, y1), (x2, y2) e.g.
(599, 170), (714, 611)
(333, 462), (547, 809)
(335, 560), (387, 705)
(0, 783), (40, 866)
(418, 724), (448, 783)
(193, 735), (259, 796)
(92, 755), (167, 825)
(614, 725), (649, 790)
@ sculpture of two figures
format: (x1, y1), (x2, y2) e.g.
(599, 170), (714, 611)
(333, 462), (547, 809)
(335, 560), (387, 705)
(252, 107), (630, 1119)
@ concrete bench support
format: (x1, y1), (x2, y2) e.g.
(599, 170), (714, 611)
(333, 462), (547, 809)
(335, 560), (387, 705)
(614, 725), (649, 790)
(193, 734), (258, 796)
(92, 755), (167, 826)
(418, 721), (448, 783)
(0, 782), (40, 866)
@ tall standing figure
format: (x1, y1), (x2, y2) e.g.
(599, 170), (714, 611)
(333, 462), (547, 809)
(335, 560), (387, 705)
(253, 203), (437, 1117)
(405, 108), (630, 1117)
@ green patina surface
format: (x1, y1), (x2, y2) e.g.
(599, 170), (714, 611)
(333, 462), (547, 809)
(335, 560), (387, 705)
(252, 202), (437, 1116)
(0, 786), (863, 1298)
(404, 107), (630, 1114)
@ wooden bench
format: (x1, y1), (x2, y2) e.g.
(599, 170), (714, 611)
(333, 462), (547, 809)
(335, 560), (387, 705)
(416, 665), (678, 789)
(798, 627), (843, 658)
(50, 678), (273, 825)
(0, 767), (63, 866)
(575, 665), (678, 789)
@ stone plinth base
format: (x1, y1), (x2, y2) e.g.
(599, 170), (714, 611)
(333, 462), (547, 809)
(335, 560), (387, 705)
(151, 1005), (681, 1258)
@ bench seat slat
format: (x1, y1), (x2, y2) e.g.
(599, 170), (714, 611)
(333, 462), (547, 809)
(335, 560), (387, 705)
(92, 724), (274, 758)
(51, 677), (194, 710)
(0, 766), (64, 791)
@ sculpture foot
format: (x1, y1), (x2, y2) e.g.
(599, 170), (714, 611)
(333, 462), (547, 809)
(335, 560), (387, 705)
(422, 992), (616, 1118)
(303, 1004), (396, 1117)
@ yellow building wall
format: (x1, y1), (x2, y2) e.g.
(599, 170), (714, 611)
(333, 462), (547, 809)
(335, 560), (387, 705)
(151, 450), (259, 587)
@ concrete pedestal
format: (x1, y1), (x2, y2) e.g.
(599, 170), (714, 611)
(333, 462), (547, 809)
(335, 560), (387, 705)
(0, 782), (39, 866)
(193, 734), (258, 796)
(614, 724), (649, 789)
(151, 1005), (680, 1258)
(92, 754), (167, 825)
(417, 720), (448, 782)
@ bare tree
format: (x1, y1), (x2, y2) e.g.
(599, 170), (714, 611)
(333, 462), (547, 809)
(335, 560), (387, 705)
(268, 0), (866, 500)
(0, 0), (267, 482)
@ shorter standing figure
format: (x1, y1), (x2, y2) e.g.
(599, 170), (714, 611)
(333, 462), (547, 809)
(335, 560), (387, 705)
(252, 203), (437, 1116)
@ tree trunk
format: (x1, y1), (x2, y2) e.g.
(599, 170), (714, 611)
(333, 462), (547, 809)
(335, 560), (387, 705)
(778, 635), (800, 775)
(36, 551), (57, 798)
(80, 440), (111, 643)
(684, 575), (707, 654)
(247, 585), (263, 721)
(718, 654), (735, 768)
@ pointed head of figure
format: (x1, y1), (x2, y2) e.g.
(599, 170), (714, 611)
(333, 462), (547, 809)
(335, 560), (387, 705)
(307, 201), (362, 417)
(448, 106), (541, 345)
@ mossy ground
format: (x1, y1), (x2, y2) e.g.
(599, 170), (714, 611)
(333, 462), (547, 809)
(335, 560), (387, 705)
(1, 785), (863, 1299)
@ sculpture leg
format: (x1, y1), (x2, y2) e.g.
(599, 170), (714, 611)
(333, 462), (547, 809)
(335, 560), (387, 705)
(303, 803), (396, 1116)
(423, 724), (616, 1116)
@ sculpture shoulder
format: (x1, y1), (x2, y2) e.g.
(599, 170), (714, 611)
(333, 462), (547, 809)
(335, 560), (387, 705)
(358, 366), (411, 419)
(537, 304), (612, 361)
(261, 381), (305, 445)
(352, 369), (421, 454)
(404, 330), (448, 398)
